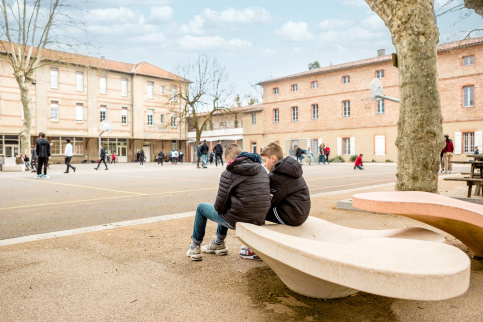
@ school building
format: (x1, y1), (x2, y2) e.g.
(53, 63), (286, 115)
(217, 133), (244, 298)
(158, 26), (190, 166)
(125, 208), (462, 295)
(247, 37), (482, 162)
(0, 47), (187, 165)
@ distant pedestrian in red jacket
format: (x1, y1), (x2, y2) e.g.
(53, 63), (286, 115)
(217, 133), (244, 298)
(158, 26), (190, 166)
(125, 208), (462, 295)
(442, 134), (454, 173)
(354, 154), (364, 170)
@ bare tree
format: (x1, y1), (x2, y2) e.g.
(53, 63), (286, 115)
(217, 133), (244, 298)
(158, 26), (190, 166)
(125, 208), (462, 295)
(0, 0), (87, 155)
(364, 0), (444, 193)
(173, 54), (231, 143)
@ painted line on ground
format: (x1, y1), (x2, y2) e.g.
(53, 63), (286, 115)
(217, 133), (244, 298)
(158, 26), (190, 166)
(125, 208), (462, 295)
(1, 182), (396, 247)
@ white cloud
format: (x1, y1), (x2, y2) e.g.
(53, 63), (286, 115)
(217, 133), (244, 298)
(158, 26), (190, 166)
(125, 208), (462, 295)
(318, 19), (348, 30)
(337, 0), (368, 8)
(259, 48), (278, 55)
(361, 13), (386, 31)
(135, 32), (166, 44)
(180, 15), (205, 35)
(148, 6), (173, 22)
(177, 35), (252, 50)
(275, 21), (314, 42)
(89, 7), (140, 23)
(202, 7), (271, 24)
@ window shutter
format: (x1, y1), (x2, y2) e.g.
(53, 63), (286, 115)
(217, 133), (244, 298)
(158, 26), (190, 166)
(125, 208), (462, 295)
(100, 77), (107, 94)
(337, 138), (342, 156)
(350, 137), (355, 155)
(318, 138), (323, 147)
(76, 104), (83, 122)
(50, 69), (58, 88)
(475, 131), (482, 151)
(375, 135), (385, 155)
(306, 139), (311, 151)
(454, 132), (462, 154)
(76, 72), (83, 91)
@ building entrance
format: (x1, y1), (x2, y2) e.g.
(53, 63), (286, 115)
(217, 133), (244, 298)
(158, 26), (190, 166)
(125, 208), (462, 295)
(117, 146), (127, 163)
(5, 145), (19, 165)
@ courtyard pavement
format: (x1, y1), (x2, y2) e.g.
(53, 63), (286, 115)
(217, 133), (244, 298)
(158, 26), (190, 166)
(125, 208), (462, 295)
(0, 162), (481, 321)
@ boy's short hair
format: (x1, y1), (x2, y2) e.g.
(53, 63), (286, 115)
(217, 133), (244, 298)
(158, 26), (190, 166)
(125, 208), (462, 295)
(40, 132), (45, 138)
(66, 138), (71, 143)
(260, 142), (283, 160)
(225, 143), (242, 160)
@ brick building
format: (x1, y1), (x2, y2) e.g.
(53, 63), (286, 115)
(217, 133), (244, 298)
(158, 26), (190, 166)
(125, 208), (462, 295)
(253, 37), (482, 162)
(0, 48), (187, 165)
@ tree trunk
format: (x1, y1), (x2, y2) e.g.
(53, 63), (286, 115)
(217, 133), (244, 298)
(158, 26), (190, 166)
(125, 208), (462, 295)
(17, 76), (33, 156)
(365, 0), (444, 192)
(196, 128), (202, 143)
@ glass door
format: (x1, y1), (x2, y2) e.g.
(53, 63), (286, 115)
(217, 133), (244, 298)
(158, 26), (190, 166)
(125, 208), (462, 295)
(5, 145), (19, 165)
(117, 146), (127, 163)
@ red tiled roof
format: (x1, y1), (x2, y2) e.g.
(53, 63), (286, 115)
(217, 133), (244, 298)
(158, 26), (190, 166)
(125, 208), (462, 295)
(258, 37), (483, 85)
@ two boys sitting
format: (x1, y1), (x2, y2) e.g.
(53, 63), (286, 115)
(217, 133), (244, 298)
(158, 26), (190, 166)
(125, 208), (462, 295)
(187, 142), (311, 261)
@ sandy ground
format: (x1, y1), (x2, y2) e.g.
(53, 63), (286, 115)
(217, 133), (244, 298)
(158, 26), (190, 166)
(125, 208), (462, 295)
(0, 178), (482, 321)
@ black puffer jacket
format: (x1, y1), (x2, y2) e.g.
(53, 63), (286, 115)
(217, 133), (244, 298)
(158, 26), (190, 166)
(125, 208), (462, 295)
(266, 157), (310, 226)
(215, 153), (271, 227)
(36, 138), (51, 158)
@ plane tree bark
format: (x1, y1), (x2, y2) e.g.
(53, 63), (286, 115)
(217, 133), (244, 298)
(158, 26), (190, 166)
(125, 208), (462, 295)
(365, 0), (445, 193)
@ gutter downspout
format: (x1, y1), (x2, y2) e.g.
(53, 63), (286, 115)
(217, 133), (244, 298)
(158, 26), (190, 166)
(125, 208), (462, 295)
(131, 71), (135, 162)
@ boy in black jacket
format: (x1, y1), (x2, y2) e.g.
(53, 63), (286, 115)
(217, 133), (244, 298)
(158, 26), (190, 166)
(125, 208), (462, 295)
(240, 141), (311, 260)
(187, 143), (271, 261)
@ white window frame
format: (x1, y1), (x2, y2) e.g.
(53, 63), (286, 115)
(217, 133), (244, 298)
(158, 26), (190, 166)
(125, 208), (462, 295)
(76, 103), (84, 123)
(50, 68), (59, 89)
(273, 109), (279, 124)
(100, 106), (106, 122)
(291, 84), (298, 92)
(312, 104), (318, 120)
(147, 81), (154, 99)
(463, 86), (474, 107)
(311, 81), (318, 89)
(273, 87), (279, 95)
(463, 56), (474, 66)
(160, 85), (165, 95)
(170, 113), (177, 127)
(251, 142), (257, 154)
(170, 86), (177, 102)
(251, 113), (256, 125)
(463, 132), (475, 153)
(50, 101), (59, 121)
(147, 109), (154, 126)
(343, 100), (350, 118)
(75, 72), (84, 92)
(121, 107), (128, 125)
(376, 99), (385, 115)
(343, 137), (351, 155)
(121, 78), (128, 97)
(376, 70), (384, 78)
(342, 76), (350, 84)
(100, 76), (107, 94)
(292, 106), (298, 122)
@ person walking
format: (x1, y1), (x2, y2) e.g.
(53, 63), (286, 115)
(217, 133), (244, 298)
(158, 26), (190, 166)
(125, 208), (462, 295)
(111, 152), (116, 164)
(307, 147), (314, 165)
(139, 149), (145, 167)
(325, 145), (330, 164)
(136, 150), (140, 162)
(196, 142), (202, 168)
(295, 146), (303, 164)
(179, 150), (184, 163)
(158, 150), (164, 165)
(442, 134), (454, 174)
(30, 145), (38, 172)
(36, 132), (51, 178)
(94, 145), (108, 170)
(173, 150), (179, 164)
(64, 138), (76, 174)
(214, 140), (224, 167)
(318, 143), (325, 164)
(200, 140), (209, 168)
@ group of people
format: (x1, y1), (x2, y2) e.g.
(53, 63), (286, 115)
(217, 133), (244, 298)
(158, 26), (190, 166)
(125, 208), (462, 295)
(187, 141), (311, 261)
(196, 140), (224, 168)
(291, 144), (330, 166)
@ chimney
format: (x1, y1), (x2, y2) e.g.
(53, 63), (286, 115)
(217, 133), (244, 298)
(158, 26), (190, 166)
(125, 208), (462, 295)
(377, 49), (385, 57)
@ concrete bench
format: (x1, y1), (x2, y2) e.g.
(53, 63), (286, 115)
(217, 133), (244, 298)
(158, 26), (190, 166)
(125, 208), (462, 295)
(236, 216), (469, 300)
(352, 191), (483, 258)
(1, 165), (26, 172)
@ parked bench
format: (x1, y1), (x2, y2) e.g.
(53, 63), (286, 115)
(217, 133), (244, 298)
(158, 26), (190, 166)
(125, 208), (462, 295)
(443, 178), (483, 197)
(236, 216), (469, 300)
(352, 191), (483, 259)
(2, 165), (26, 172)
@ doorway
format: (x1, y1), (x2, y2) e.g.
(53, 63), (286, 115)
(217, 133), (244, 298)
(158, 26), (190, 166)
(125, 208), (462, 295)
(5, 145), (19, 165)
(143, 145), (150, 162)
(117, 146), (127, 163)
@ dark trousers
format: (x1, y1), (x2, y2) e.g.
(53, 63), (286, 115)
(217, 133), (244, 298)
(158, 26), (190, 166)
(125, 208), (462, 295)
(37, 157), (48, 175)
(140, 158), (144, 166)
(158, 157), (163, 165)
(215, 154), (223, 166)
(197, 155), (201, 167)
(97, 157), (108, 169)
(65, 156), (75, 172)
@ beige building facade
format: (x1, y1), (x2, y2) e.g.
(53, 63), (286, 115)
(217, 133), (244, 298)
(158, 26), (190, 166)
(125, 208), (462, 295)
(247, 37), (483, 163)
(0, 49), (187, 165)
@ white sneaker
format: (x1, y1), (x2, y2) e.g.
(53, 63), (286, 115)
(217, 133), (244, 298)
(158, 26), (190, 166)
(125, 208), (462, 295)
(201, 239), (228, 255)
(186, 245), (202, 261)
(449, 171), (453, 174)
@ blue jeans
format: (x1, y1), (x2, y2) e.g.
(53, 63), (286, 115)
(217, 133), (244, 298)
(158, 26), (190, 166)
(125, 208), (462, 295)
(202, 154), (208, 167)
(318, 155), (325, 163)
(356, 165), (364, 170)
(192, 203), (234, 245)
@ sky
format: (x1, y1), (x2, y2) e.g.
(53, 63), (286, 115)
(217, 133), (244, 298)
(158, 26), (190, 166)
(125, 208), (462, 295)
(72, 0), (482, 104)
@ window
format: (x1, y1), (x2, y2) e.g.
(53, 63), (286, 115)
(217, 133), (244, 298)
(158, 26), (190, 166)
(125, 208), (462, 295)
(273, 108), (279, 124)
(147, 109), (154, 126)
(170, 85), (177, 101)
(50, 68), (59, 89)
(375, 135), (386, 155)
(291, 84), (298, 92)
(100, 76), (107, 94)
(273, 87), (279, 95)
(76, 103), (83, 122)
(311, 81), (318, 89)
(121, 107), (128, 125)
(463, 132), (475, 153)
(100, 106), (106, 122)
(171, 140), (177, 151)
(376, 70), (384, 78)
(75, 72), (84, 91)
(377, 99), (385, 115)
(160, 114), (164, 124)
(147, 81), (154, 99)
(343, 100), (350, 117)
(160, 85), (165, 95)
(171, 112), (177, 127)
(463, 86), (474, 107)
(343, 138), (351, 155)
(251, 142), (257, 154)
(342, 76), (350, 84)
(121, 78), (128, 97)
(50, 101), (59, 121)
(463, 56), (474, 66)
(251, 113), (256, 125)
(312, 104), (318, 120)
(292, 106), (298, 122)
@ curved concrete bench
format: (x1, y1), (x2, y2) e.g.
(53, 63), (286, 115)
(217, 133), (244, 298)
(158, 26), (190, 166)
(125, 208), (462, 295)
(236, 217), (469, 300)
(2, 165), (25, 172)
(352, 191), (483, 258)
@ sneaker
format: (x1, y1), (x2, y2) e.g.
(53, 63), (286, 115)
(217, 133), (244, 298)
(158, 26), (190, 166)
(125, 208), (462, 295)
(35, 175), (42, 179)
(201, 240), (228, 256)
(197, 166), (201, 168)
(73, 167), (76, 173)
(41, 174), (49, 178)
(239, 245), (261, 261)
(354, 166), (356, 170)
(94, 167), (98, 170)
(186, 245), (202, 261)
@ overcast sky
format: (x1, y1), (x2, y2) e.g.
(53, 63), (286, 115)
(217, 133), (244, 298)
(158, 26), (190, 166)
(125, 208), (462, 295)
(77, 0), (482, 104)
